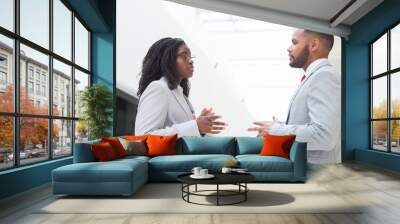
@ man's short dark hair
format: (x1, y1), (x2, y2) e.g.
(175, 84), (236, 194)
(304, 30), (334, 51)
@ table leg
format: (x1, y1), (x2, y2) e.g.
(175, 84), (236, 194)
(245, 183), (247, 201)
(195, 184), (197, 192)
(217, 184), (219, 206)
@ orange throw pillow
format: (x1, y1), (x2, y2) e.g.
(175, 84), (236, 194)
(101, 137), (127, 158)
(259, 133), (296, 159)
(91, 142), (117, 161)
(146, 134), (177, 157)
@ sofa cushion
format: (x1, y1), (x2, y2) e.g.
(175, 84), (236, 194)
(235, 137), (263, 155)
(177, 137), (236, 155)
(52, 158), (147, 183)
(236, 155), (293, 172)
(148, 154), (235, 172)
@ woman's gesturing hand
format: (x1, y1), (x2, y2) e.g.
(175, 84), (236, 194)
(196, 114), (227, 135)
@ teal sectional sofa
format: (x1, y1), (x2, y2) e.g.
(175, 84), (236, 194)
(52, 137), (307, 196)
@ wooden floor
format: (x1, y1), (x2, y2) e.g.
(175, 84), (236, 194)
(1, 162), (400, 224)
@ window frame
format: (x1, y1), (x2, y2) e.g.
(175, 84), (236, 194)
(0, 0), (91, 171)
(370, 20), (400, 154)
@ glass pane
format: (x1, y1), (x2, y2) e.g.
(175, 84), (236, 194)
(0, 34), (14, 112)
(372, 121), (388, 151)
(75, 17), (89, 69)
(0, 0), (13, 31)
(392, 24), (400, 70)
(53, 0), (72, 60)
(53, 59), (72, 117)
(20, 44), (49, 115)
(74, 69), (89, 118)
(391, 72), (400, 118)
(391, 120), (400, 153)
(20, 0), (49, 49)
(372, 33), (387, 76)
(75, 120), (88, 143)
(53, 119), (72, 157)
(372, 77), (387, 119)
(20, 117), (49, 165)
(0, 116), (13, 170)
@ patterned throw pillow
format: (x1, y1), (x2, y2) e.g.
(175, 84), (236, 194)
(118, 137), (147, 156)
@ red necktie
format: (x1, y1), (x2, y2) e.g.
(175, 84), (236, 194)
(301, 74), (306, 82)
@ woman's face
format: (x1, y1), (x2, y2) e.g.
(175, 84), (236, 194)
(175, 44), (194, 79)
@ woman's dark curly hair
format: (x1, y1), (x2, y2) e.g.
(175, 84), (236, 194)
(137, 37), (191, 97)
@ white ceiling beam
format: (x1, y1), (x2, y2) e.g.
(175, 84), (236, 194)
(330, 0), (368, 27)
(164, 0), (351, 37)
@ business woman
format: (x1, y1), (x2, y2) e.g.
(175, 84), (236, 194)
(135, 37), (226, 137)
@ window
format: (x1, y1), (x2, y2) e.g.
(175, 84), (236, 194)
(0, 54), (8, 90)
(0, 71), (6, 85)
(0, 55), (7, 67)
(0, 0), (13, 32)
(0, 116), (13, 170)
(28, 67), (34, 80)
(0, 34), (13, 113)
(42, 85), (46, 97)
(53, 59), (72, 116)
(20, 0), (49, 49)
(371, 23), (400, 154)
(53, 0), (72, 60)
(28, 81), (34, 94)
(35, 83), (40, 95)
(35, 70), (41, 81)
(0, 0), (91, 170)
(41, 73), (46, 82)
(75, 18), (89, 69)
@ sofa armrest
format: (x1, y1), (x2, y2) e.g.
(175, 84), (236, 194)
(289, 142), (307, 181)
(73, 140), (100, 163)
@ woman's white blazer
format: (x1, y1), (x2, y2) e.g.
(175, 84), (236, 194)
(135, 77), (200, 137)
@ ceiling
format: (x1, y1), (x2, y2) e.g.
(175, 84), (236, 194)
(165, 0), (384, 38)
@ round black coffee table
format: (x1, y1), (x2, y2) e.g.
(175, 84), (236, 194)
(177, 173), (255, 206)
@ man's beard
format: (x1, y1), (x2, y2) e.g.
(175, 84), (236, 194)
(289, 46), (309, 68)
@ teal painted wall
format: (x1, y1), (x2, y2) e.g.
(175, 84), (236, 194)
(344, 0), (400, 170)
(0, 158), (72, 199)
(91, 32), (116, 136)
(0, 0), (116, 200)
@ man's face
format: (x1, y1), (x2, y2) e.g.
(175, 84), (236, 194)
(287, 30), (310, 68)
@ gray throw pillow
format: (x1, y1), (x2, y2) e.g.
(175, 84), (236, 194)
(118, 137), (147, 156)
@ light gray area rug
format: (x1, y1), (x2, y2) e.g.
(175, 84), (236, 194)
(38, 183), (362, 214)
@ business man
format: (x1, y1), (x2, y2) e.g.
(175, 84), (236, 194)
(249, 29), (340, 164)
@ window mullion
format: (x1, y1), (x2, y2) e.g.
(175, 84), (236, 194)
(388, 30), (391, 152)
(13, 0), (20, 167)
(48, 0), (54, 160)
(71, 10), (76, 155)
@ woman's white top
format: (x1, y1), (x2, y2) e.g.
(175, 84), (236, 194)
(135, 77), (201, 137)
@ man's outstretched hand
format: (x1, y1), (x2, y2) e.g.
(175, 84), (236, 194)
(247, 116), (279, 137)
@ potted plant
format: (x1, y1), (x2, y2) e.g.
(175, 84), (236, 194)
(79, 84), (113, 140)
